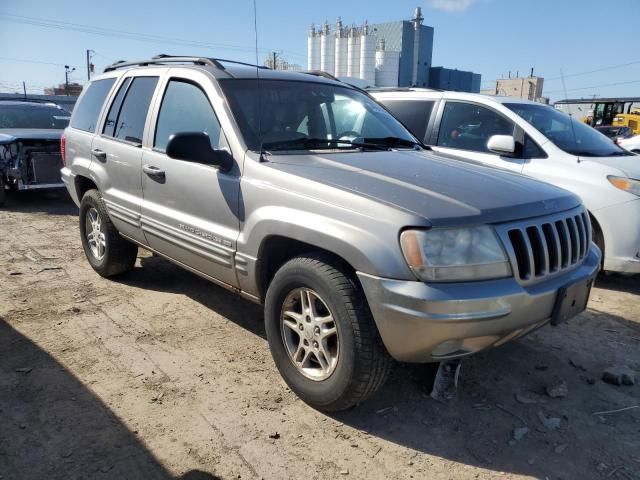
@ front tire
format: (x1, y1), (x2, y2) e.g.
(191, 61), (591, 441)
(264, 254), (392, 411)
(79, 189), (137, 277)
(0, 174), (6, 207)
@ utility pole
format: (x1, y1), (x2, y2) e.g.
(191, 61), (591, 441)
(22, 81), (26, 99)
(272, 51), (278, 70)
(86, 49), (95, 80)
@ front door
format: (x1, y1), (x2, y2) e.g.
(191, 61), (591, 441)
(431, 101), (525, 173)
(140, 75), (240, 287)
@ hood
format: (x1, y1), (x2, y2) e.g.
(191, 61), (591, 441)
(579, 155), (640, 179)
(0, 129), (63, 144)
(265, 149), (581, 226)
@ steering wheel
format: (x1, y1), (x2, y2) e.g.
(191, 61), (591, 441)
(337, 130), (361, 140)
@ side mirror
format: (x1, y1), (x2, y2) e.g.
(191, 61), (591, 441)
(166, 132), (233, 171)
(487, 134), (516, 155)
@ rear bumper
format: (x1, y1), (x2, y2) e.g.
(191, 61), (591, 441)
(594, 198), (640, 274)
(357, 247), (601, 363)
(60, 167), (80, 206)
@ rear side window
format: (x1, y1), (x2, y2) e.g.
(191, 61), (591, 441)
(154, 80), (222, 151)
(104, 76), (158, 145)
(378, 99), (434, 142)
(70, 78), (116, 132)
(437, 102), (514, 153)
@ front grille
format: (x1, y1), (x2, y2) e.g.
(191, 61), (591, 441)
(30, 152), (63, 184)
(496, 206), (591, 285)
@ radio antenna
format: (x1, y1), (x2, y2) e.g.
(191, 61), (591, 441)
(252, 0), (264, 159)
(560, 68), (580, 163)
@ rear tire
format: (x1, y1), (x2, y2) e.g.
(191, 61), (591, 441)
(79, 189), (138, 277)
(264, 253), (393, 412)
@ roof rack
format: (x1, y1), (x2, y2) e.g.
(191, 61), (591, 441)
(103, 54), (270, 73)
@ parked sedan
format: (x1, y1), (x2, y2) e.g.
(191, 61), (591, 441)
(371, 88), (640, 275)
(0, 100), (70, 206)
(619, 134), (640, 154)
(595, 125), (634, 144)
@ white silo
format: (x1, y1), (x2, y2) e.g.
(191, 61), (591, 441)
(347, 25), (360, 78)
(334, 17), (348, 78)
(307, 24), (321, 70)
(375, 39), (400, 87)
(359, 21), (376, 85)
(320, 21), (335, 75)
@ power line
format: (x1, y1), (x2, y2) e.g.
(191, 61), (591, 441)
(546, 79), (640, 95)
(0, 56), (77, 68)
(0, 12), (306, 59)
(545, 59), (640, 81)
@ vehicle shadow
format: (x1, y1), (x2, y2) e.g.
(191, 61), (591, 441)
(114, 255), (638, 479)
(0, 318), (221, 480)
(118, 254), (266, 339)
(595, 272), (640, 295)
(1, 189), (78, 216)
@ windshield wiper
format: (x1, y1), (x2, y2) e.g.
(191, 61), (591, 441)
(262, 137), (391, 152)
(362, 136), (424, 149)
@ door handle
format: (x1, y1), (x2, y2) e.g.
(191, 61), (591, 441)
(142, 164), (166, 181)
(91, 148), (107, 161)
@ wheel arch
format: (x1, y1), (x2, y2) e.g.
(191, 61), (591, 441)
(256, 235), (359, 301)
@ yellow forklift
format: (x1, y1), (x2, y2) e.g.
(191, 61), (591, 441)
(555, 97), (640, 134)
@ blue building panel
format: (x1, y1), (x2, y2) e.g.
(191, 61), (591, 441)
(428, 67), (481, 93)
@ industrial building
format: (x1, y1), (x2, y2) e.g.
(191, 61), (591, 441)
(307, 7), (481, 92)
(481, 72), (546, 102)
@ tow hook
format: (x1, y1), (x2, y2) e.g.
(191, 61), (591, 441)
(430, 359), (462, 401)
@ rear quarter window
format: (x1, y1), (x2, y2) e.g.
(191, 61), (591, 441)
(70, 78), (116, 132)
(378, 99), (434, 142)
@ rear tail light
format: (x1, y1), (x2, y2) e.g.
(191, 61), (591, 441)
(60, 132), (66, 166)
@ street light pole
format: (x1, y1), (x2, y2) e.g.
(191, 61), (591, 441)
(86, 50), (95, 81)
(64, 65), (76, 96)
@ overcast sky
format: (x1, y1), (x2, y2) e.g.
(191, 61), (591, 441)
(1, 0), (639, 101)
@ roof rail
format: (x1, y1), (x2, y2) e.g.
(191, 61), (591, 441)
(302, 70), (339, 81)
(103, 55), (271, 73)
(0, 97), (59, 105)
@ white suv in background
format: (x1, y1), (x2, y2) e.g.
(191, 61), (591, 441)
(371, 89), (640, 275)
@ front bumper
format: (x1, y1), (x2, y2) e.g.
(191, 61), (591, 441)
(357, 247), (601, 363)
(594, 198), (640, 274)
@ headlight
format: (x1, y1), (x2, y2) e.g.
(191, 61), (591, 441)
(400, 226), (512, 282)
(608, 176), (640, 197)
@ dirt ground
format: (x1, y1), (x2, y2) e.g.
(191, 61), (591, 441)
(0, 190), (638, 480)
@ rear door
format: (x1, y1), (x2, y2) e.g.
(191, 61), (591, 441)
(90, 71), (160, 244)
(140, 69), (240, 287)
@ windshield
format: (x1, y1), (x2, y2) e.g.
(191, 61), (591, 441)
(219, 79), (418, 151)
(505, 103), (632, 157)
(0, 104), (71, 129)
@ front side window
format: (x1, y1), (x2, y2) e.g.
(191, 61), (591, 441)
(0, 104), (70, 129)
(378, 99), (435, 142)
(105, 76), (158, 145)
(506, 103), (633, 157)
(154, 80), (222, 152)
(70, 78), (116, 132)
(218, 79), (418, 151)
(436, 102), (514, 153)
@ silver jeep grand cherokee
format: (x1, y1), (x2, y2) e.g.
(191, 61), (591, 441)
(61, 56), (600, 411)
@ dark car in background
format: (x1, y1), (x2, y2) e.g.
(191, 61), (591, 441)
(0, 99), (71, 206)
(595, 125), (634, 144)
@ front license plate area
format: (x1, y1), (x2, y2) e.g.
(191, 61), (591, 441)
(551, 278), (593, 326)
